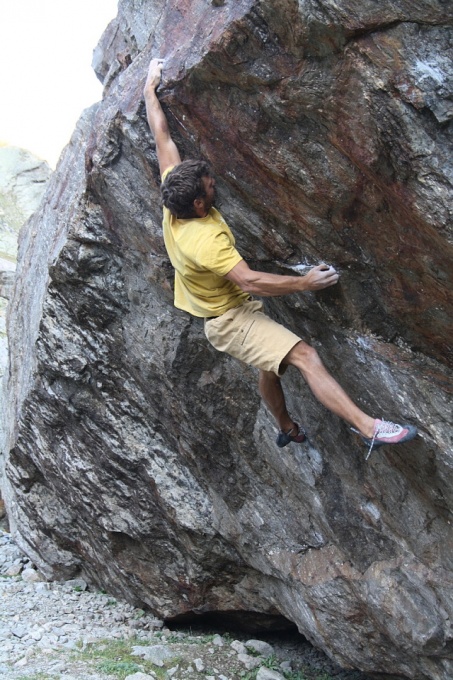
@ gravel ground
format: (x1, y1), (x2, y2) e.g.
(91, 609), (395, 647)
(0, 527), (373, 680)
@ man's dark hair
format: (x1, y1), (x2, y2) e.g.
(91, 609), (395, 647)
(161, 159), (212, 219)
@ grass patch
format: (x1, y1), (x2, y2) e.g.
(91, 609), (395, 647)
(69, 637), (173, 679)
(97, 659), (143, 675)
(153, 630), (214, 644)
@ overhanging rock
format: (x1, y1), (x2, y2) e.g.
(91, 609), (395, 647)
(2, 2), (453, 679)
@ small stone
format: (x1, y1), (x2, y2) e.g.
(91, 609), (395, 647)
(35, 582), (51, 592)
(62, 641), (78, 649)
(238, 653), (262, 670)
(131, 644), (175, 666)
(256, 669), (285, 680)
(194, 658), (204, 671)
(5, 563), (22, 576)
(231, 639), (247, 654)
(125, 673), (157, 680)
(50, 662), (68, 671)
(245, 639), (275, 657)
(14, 657), (28, 668)
(62, 623), (79, 633)
(22, 568), (45, 583)
(65, 578), (88, 591)
(46, 634), (59, 645)
(212, 634), (224, 646)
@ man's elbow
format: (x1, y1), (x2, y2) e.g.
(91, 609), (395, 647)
(241, 279), (260, 294)
(231, 273), (260, 295)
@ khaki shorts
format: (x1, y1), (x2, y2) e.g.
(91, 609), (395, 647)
(204, 300), (301, 376)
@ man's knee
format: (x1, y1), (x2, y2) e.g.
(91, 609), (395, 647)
(284, 341), (322, 372)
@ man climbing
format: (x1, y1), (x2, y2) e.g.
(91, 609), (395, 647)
(144, 58), (417, 457)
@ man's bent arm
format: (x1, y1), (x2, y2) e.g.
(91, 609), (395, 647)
(225, 260), (339, 296)
(144, 58), (181, 175)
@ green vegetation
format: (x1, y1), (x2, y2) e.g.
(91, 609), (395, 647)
(69, 637), (171, 679)
(153, 630), (218, 645)
(96, 659), (143, 675)
(133, 608), (145, 618)
(13, 631), (336, 680)
(262, 653), (280, 667)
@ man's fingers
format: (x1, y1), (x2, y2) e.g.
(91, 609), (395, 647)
(148, 58), (163, 72)
(315, 263), (335, 273)
(316, 265), (338, 278)
(145, 58), (164, 91)
(324, 268), (339, 280)
(313, 264), (340, 288)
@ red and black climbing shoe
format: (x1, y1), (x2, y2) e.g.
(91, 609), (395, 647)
(276, 423), (307, 448)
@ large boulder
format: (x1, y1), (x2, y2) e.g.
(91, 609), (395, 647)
(2, 2), (452, 678)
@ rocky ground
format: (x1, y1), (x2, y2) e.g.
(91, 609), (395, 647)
(0, 526), (372, 680)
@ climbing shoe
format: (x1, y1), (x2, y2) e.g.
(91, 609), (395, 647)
(352, 419), (418, 460)
(276, 423), (307, 448)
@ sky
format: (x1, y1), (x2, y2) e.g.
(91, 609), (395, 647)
(0, 0), (118, 168)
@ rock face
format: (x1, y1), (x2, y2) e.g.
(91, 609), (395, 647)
(2, 2), (453, 679)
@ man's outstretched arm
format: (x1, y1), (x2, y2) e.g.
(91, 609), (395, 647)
(144, 58), (181, 176)
(225, 260), (339, 296)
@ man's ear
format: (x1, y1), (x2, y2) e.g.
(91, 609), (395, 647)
(193, 197), (206, 217)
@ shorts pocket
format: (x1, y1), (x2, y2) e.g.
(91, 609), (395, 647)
(239, 318), (256, 346)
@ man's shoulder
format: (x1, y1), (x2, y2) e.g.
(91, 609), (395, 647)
(208, 209), (231, 230)
(161, 164), (178, 182)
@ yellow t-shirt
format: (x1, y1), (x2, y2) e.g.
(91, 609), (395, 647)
(161, 168), (249, 318)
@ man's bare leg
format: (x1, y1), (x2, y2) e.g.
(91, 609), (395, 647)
(258, 370), (298, 433)
(283, 341), (375, 438)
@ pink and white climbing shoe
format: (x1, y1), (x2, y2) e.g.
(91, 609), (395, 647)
(352, 419), (417, 460)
